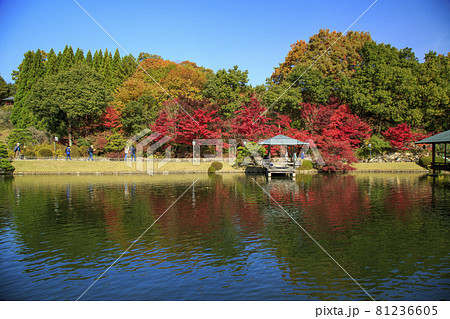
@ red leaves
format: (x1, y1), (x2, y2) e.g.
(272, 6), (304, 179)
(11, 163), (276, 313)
(230, 97), (276, 140)
(151, 98), (223, 145)
(298, 100), (370, 171)
(101, 105), (122, 130)
(324, 104), (371, 148)
(382, 123), (432, 151)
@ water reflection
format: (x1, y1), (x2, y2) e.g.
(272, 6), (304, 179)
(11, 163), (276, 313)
(0, 174), (448, 300)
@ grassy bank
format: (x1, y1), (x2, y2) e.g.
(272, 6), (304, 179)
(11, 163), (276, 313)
(11, 159), (430, 175)
(351, 162), (428, 172)
(13, 159), (243, 174)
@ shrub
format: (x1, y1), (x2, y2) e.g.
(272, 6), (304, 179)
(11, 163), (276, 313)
(93, 132), (112, 155)
(23, 148), (36, 158)
(37, 147), (53, 157)
(104, 133), (126, 154)
(356, 135), (391, 159)
(70, 145), (83, 157)
(207, 166), (216, 174)
(0, 142), (8, 158)
(0, 159), (15, 174)
(105, 151), (124, 159)
(211, 161), (223, 171)
(418, 156), (445, 168)
(297, 159), (313, 170)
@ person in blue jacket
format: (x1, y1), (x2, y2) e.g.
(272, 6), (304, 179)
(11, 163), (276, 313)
(87, 145), (94, 161)
(13, 143), (21, 159)
(65, 146), (71, 160)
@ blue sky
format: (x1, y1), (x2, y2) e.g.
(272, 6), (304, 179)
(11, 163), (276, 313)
(0, 0), (449, 86)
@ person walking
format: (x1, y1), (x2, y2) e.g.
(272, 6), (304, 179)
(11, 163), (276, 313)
(124, 145), (130, 161)
(65, 146), (71, 160)
(87, 145), (94, 161)
(130, 144), (136, 162)
(13, 143), (21, 159)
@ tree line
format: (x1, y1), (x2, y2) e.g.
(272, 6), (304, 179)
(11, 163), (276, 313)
(2, 29), (449, 170)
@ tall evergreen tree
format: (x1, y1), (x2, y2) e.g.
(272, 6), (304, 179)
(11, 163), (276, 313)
(74, 48), (85, 64)
(32, 49), (45, 79)
(10, 50), (45, 127)
(102, 50), (113, 91)
(85, 50), (93, 67)
(93, 49), (102, 71)
(45, 48), (59, 76)
(112, 48), (123, 89)
(0, 75), (10, 106)
(59, 45), (74, 72)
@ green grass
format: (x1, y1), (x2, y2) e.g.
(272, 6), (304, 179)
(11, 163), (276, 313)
(352, 162), (427, 171)
(13, 159), (243, 174)
(12, 159), (429, 174)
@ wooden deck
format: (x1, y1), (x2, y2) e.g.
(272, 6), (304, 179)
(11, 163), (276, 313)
(266, 165), (296, 179)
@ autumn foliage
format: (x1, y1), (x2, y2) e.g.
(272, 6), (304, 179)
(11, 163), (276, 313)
(382, 123), (431, 151)
(151, 98), (223, 146)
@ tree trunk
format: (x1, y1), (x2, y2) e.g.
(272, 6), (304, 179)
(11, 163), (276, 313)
(68, 123), (72, 146)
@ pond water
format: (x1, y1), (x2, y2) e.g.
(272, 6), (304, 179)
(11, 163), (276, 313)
(0, 173), (449, 301)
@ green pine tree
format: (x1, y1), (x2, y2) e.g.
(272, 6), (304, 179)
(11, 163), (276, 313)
(102, 49), (113, 91)
(85, 50), (93, 67)
(93, 49), (102, 71)
(112, 48), (123, 88)
(45, 48), (59, 76)
(10, 50), (45, 128)
(74, 48), (85, 64)
(59, 45), (74, 72)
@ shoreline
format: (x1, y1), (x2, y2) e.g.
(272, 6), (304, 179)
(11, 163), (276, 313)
(8, 160), (431, 175)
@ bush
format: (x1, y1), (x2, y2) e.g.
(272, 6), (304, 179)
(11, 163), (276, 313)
(418, 156), (445, 168)
(93, 132), (112, 155)
(207, 166), (216, 174)
(0, 142), (8, 158)
(356, 135), (391, 159)
(297, 159), (313, 170)
(23, 148), (36, 158)
(211, 161), (223, 171)
(37, 147), (53, 157)
(0, 159), (14, 174)
(104, 133), (126, 154)
(70, 145), (83, 157)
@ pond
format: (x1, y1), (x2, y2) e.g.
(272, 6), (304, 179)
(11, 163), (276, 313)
(0, 173), (449, 301)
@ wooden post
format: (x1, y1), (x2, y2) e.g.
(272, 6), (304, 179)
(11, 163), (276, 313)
(432, 143), (436, 175)
(445, 143), (447, 167)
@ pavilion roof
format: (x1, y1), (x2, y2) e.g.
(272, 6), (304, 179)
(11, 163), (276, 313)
(258, 134), (308, 146)
(415, 130), (450, 144)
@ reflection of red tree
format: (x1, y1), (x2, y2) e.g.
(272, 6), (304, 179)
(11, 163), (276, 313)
(95, 190), (125, 240)
(384, 179), (431, 220)
(269, 176), (371, 233)
(148, 180), (263, 236)
(268, 176), (433, 234)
